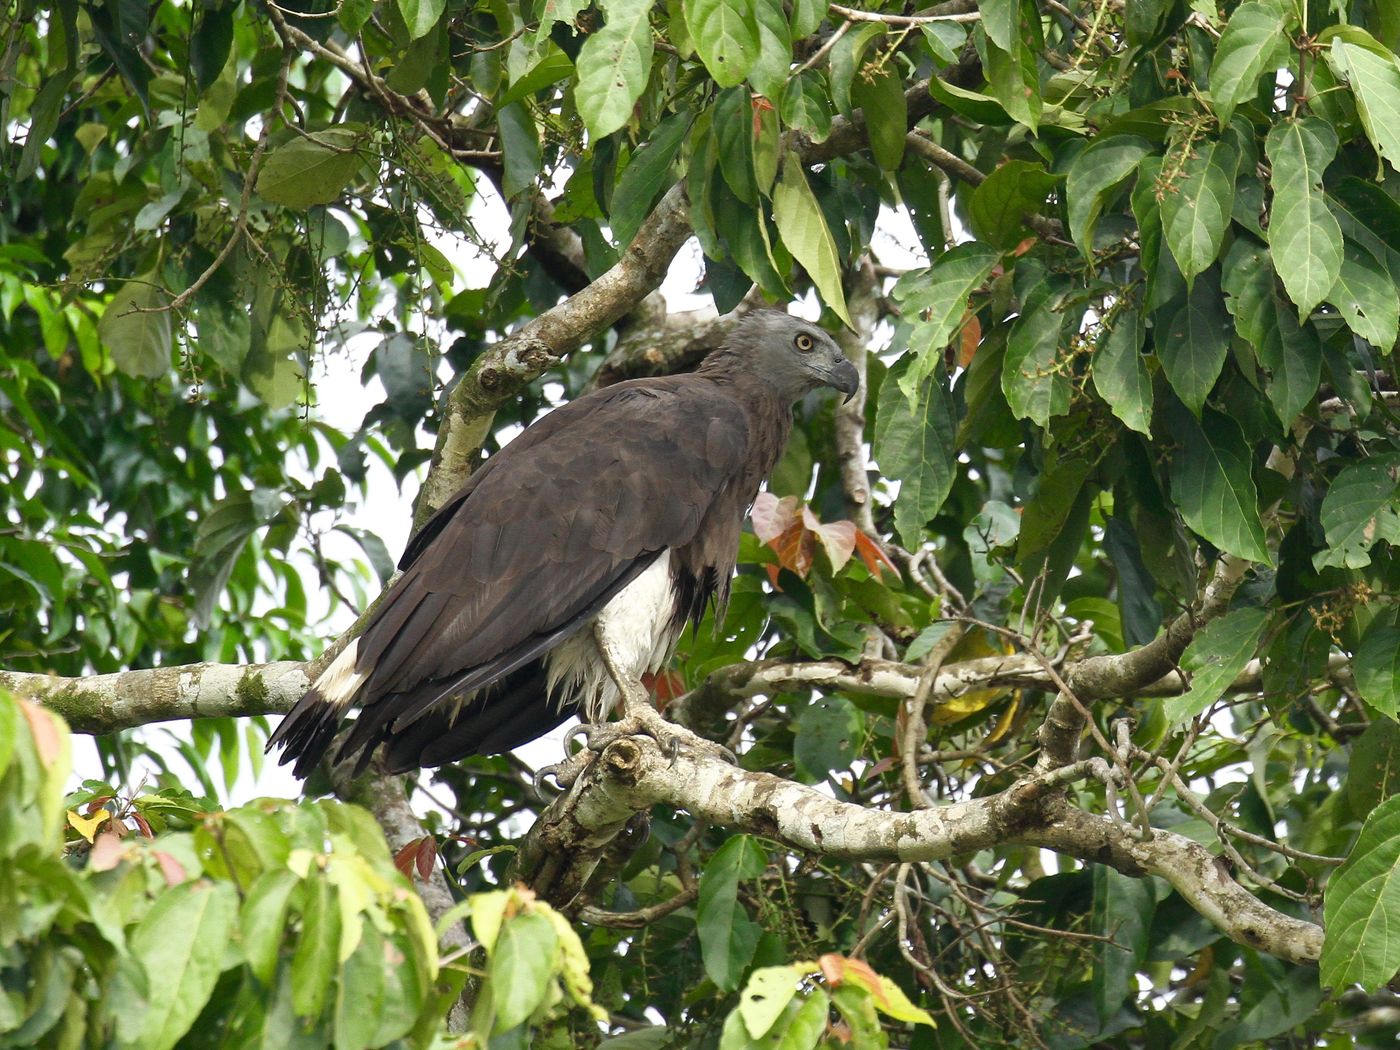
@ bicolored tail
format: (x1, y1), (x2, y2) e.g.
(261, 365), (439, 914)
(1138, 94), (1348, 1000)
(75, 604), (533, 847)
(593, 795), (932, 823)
(266, 641), (367, 779)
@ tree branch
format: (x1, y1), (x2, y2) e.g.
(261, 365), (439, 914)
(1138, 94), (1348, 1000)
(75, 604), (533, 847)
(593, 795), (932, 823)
(516, 738), (1323, 964)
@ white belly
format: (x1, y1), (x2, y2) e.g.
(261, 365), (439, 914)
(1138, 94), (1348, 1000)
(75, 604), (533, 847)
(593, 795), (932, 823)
(544, 550), (680, 722)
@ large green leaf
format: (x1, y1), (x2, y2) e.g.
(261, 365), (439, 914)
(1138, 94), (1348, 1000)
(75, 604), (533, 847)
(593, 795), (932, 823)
(1159, 273), (1230, 416)
(1328, 241), (1400, 349)
(1091, 306), (1152, 436)
(793, 694), (861, 782)
(1064, 135), (1152, 255)
(697, 836), (767, 991)
(1256, 287), (1323, 428)
(875, 356), (957, 549)
(489, 911), (558, 1032)
(738, 965), (801, 1039)
(1091, 865), (1155, 1023)
(748, 0), (791, 100)
(771, 159), (851, 325)
(851, 64), (906, 170)
(1169, 409), (1271, 563)
(892, 242), (1001, 397)
(1355, 613), (1400, 719)
(291, 877), (342, 1018)
(99, 275), (171, 379)
(256, 127), (364, 208)
(1315, 453), (1400, 570)
(131, 881), (239, 1050)
(1003, 289), (1071, 426)
(685, 0), (759, 89)
(1163, 607), (1270, 725)
(1322, 794), (1400, 990)
(395, 0), (444, 40)
(969, 159), (1061, 249)
(575, 0), (654, 139)
(1208, 0), (1289, 124)
(1160, 137), (1235, 283)
(1266, 118), (1343, 318)
(610, 111), (693, 247)
(1329, 39), (1400, 172)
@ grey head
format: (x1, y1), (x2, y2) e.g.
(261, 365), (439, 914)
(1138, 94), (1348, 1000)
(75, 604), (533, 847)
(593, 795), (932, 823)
(714, 309), (860, 403)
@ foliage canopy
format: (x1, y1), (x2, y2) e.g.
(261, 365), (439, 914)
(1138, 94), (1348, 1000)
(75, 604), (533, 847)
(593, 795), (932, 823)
(5, 0), (1400, 1045)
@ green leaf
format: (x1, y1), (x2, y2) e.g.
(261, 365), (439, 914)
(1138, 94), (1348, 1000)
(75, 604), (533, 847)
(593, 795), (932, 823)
(1349, 720), (1400, 815)
(686, 0), (759, 88)
(1315, 454), (1400, 570)
(969, 159), (1060, 250)
(739, 965), (801, 1038)
(396, 0), (444, 40)
(715, 87), (758, 205)
(498, 49), (575, 106)
(1091, 863), (1156, 1023)
(99, 275), (171, 379)
(1329, 39), (1400, 172)
(131, 881), (239, 1050)
(851, 64), (905, 170)
(1266, 118), (1343, 318)
(1322, 793), (1400, 991)
(1355, 613), (1400, 719)
(1064, 135), (1152, 255)
(875, 356), (957, 549)
(891, 242), (1000, 395)
(1160, 272), (1231, 416)
(1169, 408), (1271, 563)
(749, 0), (791, 101)
(1208, 0), (1288, 124)
(498, 102), (541, 200)
(1162, 608), (1270, 725)
(984, 30), (1041, 132)
(191, 5), (234, 94)
(697, 836), (767, 992)
(292, 877), (342, 1019)
(257, 128), (363, 208)
(242, 869), (300, 985)
(789, 0), (826, 40)
(781, 73), (832, 141)
(490, 911), (558, 1032)
(610, 112), (692, 246)
(1328, 242), (1400, 349)
(1255, 284), (1323, 428)
(575, 0), (654, 139)
(1161, 137), (1235, 283)
(1092, 306), (1152, 436)
(1003, 289), (1071, 427)
(829, 23), (884, 116)
(793, 694), (861, 782)
(771, 158), (851, 325)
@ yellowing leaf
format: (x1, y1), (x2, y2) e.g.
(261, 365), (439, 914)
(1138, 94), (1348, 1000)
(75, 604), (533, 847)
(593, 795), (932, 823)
(67, 807), (111, 843)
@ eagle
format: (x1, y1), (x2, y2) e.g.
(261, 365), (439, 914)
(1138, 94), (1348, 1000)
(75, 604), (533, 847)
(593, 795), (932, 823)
(268, 310), (858, 779)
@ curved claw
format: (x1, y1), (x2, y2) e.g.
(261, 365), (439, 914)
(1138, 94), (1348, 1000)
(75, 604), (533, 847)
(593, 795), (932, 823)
(532, 750), (594, 798)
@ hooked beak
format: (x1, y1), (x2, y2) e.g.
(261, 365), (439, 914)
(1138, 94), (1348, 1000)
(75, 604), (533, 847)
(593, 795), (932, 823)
(827, 356), (860, 402)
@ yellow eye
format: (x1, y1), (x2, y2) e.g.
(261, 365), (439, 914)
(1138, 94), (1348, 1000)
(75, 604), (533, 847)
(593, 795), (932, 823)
(794, 333), (814, 352)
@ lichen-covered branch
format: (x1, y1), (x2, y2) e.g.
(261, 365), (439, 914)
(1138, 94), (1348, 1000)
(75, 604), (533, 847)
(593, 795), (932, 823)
(1, 661), (307, 734)
(517, 738), (1323, 965)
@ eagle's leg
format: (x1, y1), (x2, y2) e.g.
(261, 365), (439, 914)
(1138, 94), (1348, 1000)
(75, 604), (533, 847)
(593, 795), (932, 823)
(577, 622), (736, 764)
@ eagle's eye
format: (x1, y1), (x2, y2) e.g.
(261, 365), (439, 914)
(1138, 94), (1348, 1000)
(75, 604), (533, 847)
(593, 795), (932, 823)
(794, 333), (815, 352)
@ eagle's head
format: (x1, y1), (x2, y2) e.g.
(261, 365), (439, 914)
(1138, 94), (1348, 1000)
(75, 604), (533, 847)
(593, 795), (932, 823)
(727, 310), (860, 403)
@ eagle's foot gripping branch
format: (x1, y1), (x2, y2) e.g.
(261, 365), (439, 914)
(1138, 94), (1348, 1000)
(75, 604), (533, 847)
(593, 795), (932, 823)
(574, 705), (736, 768)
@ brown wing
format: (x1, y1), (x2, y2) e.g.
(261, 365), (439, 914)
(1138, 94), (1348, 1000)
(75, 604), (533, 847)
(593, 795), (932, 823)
(269, 375), (752, 775)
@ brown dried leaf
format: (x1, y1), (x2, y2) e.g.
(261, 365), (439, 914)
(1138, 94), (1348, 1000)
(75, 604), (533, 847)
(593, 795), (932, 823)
(853, 531), (900, 579)
(415, 836), (438, 881)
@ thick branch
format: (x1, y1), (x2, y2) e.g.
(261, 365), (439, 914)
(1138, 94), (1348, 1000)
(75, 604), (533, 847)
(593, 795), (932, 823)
(518, 739), (1322, 963)
(3, 661), (307, 734)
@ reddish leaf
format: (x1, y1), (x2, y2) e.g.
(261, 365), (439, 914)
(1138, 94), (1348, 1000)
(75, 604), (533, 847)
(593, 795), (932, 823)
(393, 838), (423, 880)
(853, 532), (900, 579)
(84, 795), (113, 815)
(643, 669), (687, 704)
(154, 851), (187, 886)
(131, 811), (154, 839)
(89, 831), (126, 872)
(770, 520), (815, 579)
(751, 491), (800, 544)
(803, 507), (857, 572)
(19, 699), (63, 766)
(958, 310), (981, 367)
(820, 954), (889, 1006)
(867, 756), (896, 778)
(415, 836), (438, 881)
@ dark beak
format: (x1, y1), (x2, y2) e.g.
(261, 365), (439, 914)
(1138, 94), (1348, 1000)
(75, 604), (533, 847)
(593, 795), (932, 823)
(828, 357), (860, 402)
